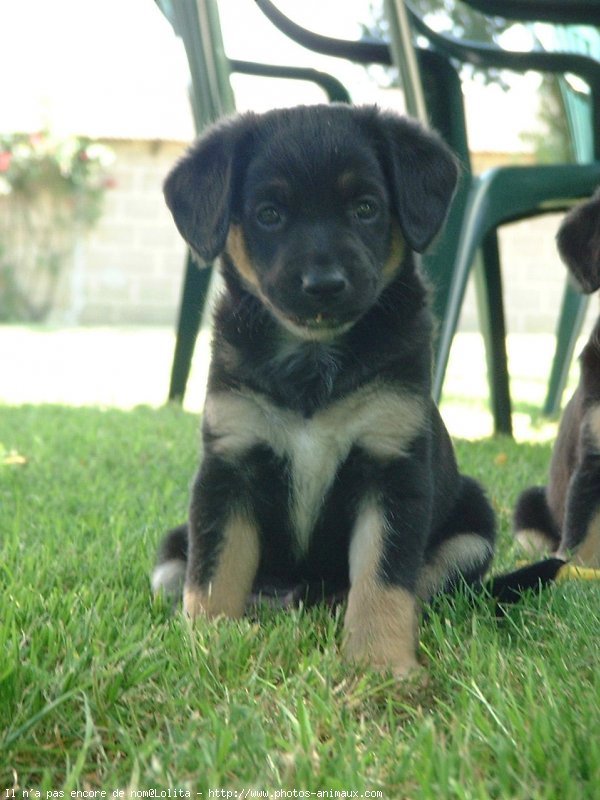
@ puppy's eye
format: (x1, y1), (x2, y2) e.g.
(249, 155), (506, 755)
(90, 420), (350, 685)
(255, 204), (285, 229)
(352, 197), (379, 222)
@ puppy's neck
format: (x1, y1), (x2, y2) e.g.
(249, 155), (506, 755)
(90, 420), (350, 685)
(272, 330), (343, 408)
(211, 259), (431, 415)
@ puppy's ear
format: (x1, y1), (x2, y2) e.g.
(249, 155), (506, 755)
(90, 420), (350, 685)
(556, 189), (600, 294)
(164, 114), (255, 263)
(375, 113), (459, 252)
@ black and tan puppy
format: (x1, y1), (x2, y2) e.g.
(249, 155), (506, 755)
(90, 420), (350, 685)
(514, 189), (600, 568)
(152, 104), (496, 677)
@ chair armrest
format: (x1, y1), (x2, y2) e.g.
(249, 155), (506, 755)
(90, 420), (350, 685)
(229, 60), (350, 103)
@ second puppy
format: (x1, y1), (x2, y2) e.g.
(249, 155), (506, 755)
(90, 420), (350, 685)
(514, 189), (600, 568)
(153, 105), (496, 677)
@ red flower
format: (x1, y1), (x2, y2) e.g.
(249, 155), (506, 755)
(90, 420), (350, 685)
(0, 151), (11, 172)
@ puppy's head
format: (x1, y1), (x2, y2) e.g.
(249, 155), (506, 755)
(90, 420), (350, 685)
(556, 189), (600, 294)
(164, 105), (458, 339)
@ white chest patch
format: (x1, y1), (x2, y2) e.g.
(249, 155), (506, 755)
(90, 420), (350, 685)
(204, 383), (425, 555)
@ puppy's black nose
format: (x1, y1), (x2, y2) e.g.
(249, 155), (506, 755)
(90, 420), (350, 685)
(301, 269), (348, 298)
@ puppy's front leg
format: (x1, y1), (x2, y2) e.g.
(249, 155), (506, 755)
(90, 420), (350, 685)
(343, 499), (422, 678)
(184, 462), (260, 620)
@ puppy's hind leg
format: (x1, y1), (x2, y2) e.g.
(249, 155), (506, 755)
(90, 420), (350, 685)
(513, 485), (561, 557)
(417, 476), (496, 601)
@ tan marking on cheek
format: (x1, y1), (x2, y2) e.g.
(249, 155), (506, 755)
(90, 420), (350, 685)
(344, 503), (419, 677)
(382, 222), (406, 283)
(183, 512), (260, 620)
(225, 225), (260, 289)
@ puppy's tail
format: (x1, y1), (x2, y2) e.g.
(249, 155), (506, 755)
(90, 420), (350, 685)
(151, 523), (188, 599)
(477, 488), (565, 608)
(483, 484), (599, 605)
(513, 485), (561, 556)
(483, 557), (566, 605)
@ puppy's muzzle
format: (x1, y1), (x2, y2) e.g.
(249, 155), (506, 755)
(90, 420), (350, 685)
(301, 267), (349, 300)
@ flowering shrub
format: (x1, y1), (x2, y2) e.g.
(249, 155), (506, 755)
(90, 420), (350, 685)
(0, 132), (115, 224)
(0, 131), (115, 321)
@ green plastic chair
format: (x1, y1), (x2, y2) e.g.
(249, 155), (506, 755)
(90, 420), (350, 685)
(154, 0), (350, 401)
(254, 0), (600, 434)
(404, 4), (600, 432)
(466, 1), (600, 25)
(463, 4), (600, 416)
(541, 24), (599, 415)
(155, 0), (233, 402)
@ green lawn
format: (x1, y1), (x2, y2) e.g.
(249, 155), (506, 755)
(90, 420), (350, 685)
(1, 331), (599, 796)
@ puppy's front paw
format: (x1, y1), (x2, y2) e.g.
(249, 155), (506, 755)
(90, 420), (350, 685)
(183, 586), (207, 620)
(343, 584), (420, 679)
(183, 583), (247, 620)
(343, 630), (420, 679)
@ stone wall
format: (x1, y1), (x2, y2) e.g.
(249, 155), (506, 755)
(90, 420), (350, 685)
(54, 139), (189, 325)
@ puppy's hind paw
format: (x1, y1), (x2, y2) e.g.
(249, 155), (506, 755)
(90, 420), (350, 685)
(151, 559), (186, 600)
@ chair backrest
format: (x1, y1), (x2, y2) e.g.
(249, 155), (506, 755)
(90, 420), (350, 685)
(551, 25), (600, 162)
(405, 1), (600, 164)
(155, 0), (234, 133)
(466, 1), (600, 26)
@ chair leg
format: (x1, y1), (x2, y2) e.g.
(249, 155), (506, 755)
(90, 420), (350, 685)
(168, 252), (213, 403)
(543, 284), (589, 416)
(430, 179), (490, 404)
(473, 231), (512, 436)
(431, 227), (478, 404)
